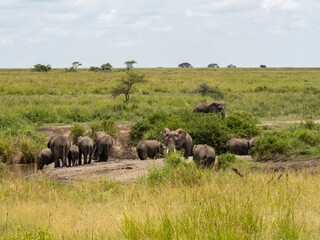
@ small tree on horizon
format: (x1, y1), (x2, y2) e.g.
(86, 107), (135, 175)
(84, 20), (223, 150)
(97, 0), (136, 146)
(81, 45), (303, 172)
(208, 63), (219, 68)
(32, 64), (51, 72)
(178, 62), (193, 68)
(101, 63), (113, 71)
(66, 61), (82, 72)
(227, 64), (236, 68)
(124, 60), (137, 71)
(112, 71), (145, 102)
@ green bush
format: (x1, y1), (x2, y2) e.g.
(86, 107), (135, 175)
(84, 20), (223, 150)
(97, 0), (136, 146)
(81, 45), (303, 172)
(193, 83), (224, 99)
(130, 111), (260, 154)
(218, 153), (237, 170)
(146, 151), (205, 187)
(31, 64), (51, 72)
(71, 124), (86, 143)
(100, 118), (117, 136)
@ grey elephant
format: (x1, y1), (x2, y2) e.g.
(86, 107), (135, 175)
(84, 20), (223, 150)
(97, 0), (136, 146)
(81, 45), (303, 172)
(193, 101), (226, 119)
(93, 132), (114, 162)
(162, 128), (193, 157)
(47, 135), (71, 168)
(137, 140), (165, 160)
(226, 137), (259, 155)
(193, 144), (216, 167)
(37, 148), (53, 170)
(75, 136), (94, 165)
(68, 145), (79, 167)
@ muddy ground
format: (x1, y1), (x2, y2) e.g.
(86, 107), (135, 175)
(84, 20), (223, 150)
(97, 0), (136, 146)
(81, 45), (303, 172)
(29, 159), (165, 183)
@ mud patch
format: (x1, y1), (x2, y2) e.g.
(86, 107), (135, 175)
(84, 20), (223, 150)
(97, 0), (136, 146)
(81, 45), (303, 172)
(32, 159), (164, 183)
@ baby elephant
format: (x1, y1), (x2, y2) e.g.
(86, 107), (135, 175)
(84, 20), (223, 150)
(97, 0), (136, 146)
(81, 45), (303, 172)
(193, 144), (216, 167)
(137, 140), (165, 160)
(226, 137), (259, 155)
(37, 148), (53, 170)
(68, 145), (79, 167)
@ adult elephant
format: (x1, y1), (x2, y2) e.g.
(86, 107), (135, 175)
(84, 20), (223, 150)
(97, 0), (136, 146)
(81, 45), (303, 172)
(137, 140), (165, 160)
(93, 132), (114, 162)
(193, 101), (226, 119)
(68, 145), (79, 167)
(75, 136), (94, 165)
(193, 144), (216, 167)
(162, 128), (192, 157)
(226, 137), (259, 155)
(37, 148), (53, 170)
(47, 135), (71, 168)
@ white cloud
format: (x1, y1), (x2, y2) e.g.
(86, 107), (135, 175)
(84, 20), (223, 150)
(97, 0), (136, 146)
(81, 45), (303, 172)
(0, 37), (14, 46)
(96, 8), (117, 23)
(185, 9), (211, 18)
(46, 13), (79, 21)
(262, 0), (301, 11)
(152, 25), (174, 32)
(116, 40), (140, 47)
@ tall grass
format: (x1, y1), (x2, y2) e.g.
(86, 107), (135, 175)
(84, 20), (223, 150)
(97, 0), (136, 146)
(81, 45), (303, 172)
(0, 164), (320, 239)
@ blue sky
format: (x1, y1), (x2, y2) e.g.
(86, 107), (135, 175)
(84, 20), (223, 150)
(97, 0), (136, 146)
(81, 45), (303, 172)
(0, 0), (319, 68)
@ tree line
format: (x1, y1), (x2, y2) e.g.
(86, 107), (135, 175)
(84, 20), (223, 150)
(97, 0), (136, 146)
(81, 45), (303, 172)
(31, 61), (267, 72)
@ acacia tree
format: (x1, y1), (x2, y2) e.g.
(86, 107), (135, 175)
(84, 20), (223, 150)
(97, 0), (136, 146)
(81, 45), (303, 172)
(101, 63), (113, 71)
(124, 60), (137, 70)
(112, 71), (145, 102)
(66, 61), (82, 72)
(178, 62), (193, 68)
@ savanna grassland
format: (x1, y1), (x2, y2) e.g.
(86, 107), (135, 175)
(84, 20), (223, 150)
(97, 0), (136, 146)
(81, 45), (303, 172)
(2, 68), (320, 239)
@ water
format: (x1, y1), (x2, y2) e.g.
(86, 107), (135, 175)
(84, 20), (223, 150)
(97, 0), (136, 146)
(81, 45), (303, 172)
(8, 163), (53, 177)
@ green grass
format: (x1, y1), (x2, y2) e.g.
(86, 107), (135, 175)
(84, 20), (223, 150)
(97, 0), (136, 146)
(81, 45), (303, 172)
(1, 67), (320, 163)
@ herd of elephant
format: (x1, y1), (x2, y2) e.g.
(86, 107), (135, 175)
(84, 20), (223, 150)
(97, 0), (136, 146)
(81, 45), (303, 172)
(37, 101), (258, 170)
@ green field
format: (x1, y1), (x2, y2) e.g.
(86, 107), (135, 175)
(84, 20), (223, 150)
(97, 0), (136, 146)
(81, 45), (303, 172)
(1, 68), (320, 239)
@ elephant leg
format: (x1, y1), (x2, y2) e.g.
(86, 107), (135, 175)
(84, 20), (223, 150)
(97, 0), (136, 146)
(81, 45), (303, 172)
(68, 156), (71, 167)
(54, 156), (60, 168)
(88, 152), (92, 164)
(79, 150), (82, 165)
(84, 153), (88, 164)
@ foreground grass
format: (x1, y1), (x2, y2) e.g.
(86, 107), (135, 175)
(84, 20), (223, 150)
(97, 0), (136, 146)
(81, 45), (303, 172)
(1, 165), (320, 239)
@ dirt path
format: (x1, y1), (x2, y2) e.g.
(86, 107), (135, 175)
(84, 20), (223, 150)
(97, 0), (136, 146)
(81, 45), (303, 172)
(30, 159), (164, 183)
(259, 119), (320, 126)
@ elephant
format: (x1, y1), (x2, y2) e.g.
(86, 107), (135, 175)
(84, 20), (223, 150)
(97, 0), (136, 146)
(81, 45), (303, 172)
(68, 145), (79, 167)
(162, 128), (193, 157)
(37, 148), (53, 170)
(193, 101), (226, 119)
(47, 135), (71, 168)
(74, 136), (94, 165)
(226, 136), (259, 155)
(93, 132), (114, 162)
(136, 140), (165, 160)
(193, 144), (216, 167)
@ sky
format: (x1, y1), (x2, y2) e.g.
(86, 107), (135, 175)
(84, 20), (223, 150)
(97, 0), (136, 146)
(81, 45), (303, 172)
(0, 0), (319, 68)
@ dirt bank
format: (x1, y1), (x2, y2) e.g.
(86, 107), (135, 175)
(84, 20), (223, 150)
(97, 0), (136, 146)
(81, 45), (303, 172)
(30, 159), (164, 183)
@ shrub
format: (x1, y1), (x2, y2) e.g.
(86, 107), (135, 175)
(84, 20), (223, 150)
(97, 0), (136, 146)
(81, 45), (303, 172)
(71, 123), (86, 143)
(146, 151), (205, 186)
(100, 118), (117, 136)
(217, 153), (237, 170)
(131, 111), (259, 154)
(254, 133), (289, 160)
(31, 64), (51, 72)
(89, 66), (100, 72)
(193, 83), (224, 99)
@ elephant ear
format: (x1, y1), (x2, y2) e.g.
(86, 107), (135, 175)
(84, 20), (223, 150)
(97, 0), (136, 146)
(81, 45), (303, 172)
(177, 129), (187, 138)
(162, 128), (170, 137)
(47, 136), (54, 148)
